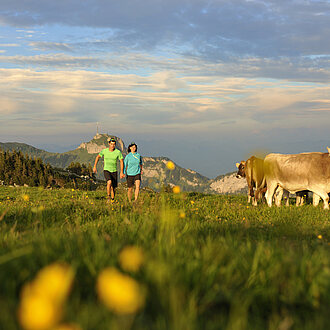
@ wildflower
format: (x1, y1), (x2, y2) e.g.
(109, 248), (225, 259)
(317, 235), (323, 239)
(18, 291), (61, 330)
(190, 200), (195, 205)
(119, 246), (144, 272)
(97, 267), (145, 315)
(71, 189), (75, 192)
(172, 186), (181, 194)
(179, 211), (186, 219)
(23, 195), (29, 202)
(166, 161), (175, 170)
(31, 263), (75, 305)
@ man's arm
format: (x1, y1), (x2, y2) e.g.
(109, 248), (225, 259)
(119, 159), (125, 179)
(93, 155), (101, 173)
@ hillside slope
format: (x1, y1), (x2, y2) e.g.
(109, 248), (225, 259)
(1, 135), (247, 193)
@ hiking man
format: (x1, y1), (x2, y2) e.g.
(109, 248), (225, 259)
(93, 137), (125, 202)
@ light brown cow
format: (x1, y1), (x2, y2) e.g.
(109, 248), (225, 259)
(236, 156), (266, 206)
(263, 152), (330, 209)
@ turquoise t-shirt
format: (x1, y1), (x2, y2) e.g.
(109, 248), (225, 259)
(124, 152), (142, 176)
(99, 148), (123, 172)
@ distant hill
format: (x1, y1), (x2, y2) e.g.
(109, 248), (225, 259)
(0, 134), (247, 194)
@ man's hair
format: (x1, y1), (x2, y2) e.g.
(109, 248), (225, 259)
(108, 137), (116, 144)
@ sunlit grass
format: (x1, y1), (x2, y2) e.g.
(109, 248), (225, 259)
(0, 186), (329, 329)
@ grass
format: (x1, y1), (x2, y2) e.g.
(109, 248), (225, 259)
(0, 186), (329, 330)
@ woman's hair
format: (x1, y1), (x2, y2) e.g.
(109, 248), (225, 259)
(127, 143), (137, 153)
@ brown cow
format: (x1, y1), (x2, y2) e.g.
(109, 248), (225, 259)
(236, 156), (266, 206)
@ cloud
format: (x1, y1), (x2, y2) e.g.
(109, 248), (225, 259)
(1, 0), (330, 59)
(29, 41), (74, 52)
(0, 67), (329, 133)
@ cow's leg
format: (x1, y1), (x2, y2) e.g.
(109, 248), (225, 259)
(296, 194), (302, 206)
(312, 191), (329, 210)
(274, 187), (283, 207)
(313, 194), (320, 206)
(282, 190), (290, 206)
(247, 193), (251, 204)
(266, 183), (278, 207)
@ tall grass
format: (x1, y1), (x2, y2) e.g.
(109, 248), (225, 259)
(0, 186), (329, 329)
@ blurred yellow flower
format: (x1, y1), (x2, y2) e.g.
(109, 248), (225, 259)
(31, 263), (75, 305)
(119, 246), (144, 272)
(172, 186), (181, 194)
(71, 189), (75, 192)
(190, 200), (195, 205)
(166, 161), (175, 170)
(97, 267), (145, 315)
(317, 235), (323, 239)
(179, 211), (186, 219)
(23, 195), (29, 202)
(18, 291), (61, 330)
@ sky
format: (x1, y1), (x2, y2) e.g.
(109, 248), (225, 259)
(0, 0), (329, 178)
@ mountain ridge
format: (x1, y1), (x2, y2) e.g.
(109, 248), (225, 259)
(0, 134), (247, 194)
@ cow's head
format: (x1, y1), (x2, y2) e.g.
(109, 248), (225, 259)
(236, 161), (246, 178)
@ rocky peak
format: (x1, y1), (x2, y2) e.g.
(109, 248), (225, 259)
(77, 133), (127, 155)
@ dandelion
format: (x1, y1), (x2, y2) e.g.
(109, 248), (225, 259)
(172, 186), (181, 194)
(166, 161), (175, 170)
(31, 263), (75, 305)
(97, 267), (145, 315)
(119, 246), (144, 272)
(179, 211), (186, 219)
(190, 200), (195, 205)
(18, 291), (61, 330)
(317, 235), (323, 239)
(71, 189), (75, 192)
(23, 195), (29, 202)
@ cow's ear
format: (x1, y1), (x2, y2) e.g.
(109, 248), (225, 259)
(235, 162), (240, 168)
(327, 146), (330, 154)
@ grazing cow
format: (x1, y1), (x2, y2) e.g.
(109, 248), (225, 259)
(263, 152), (330, 209)
(236, 156), (266, 206)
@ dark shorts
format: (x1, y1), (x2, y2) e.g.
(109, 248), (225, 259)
(104, 171), (118, 189)
(126, 174), (141, 188)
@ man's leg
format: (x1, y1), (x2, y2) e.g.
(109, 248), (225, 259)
(107, 180), (114, 200)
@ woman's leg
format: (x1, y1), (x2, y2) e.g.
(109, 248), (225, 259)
(134, 180), (141, 201)
(128, 187), (133, 202)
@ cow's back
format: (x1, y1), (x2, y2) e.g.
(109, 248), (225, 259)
(264, 152), (330, 192)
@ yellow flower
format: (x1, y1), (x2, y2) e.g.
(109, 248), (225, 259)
(71, 189), (75, 192)
(119, 246), (144, 272)
(31, 263), (75, 305)
(23, 195), (29, 202)
(172, 186), (181, 194)
(166, 161), (175, 170)
(190, 200), (195, 205)
(317, 235), (323, 239)
(179, 211), (186, 219)
(97, 267), (145, 315)
(18, 291), (61, 330)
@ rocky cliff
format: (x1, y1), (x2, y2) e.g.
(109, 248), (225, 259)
(77, 134), (127, 155)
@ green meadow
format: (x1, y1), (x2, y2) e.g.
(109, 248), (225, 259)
(0, 186), (329, 330)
